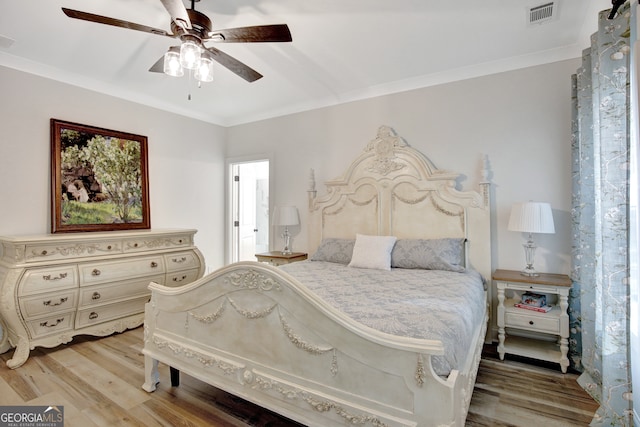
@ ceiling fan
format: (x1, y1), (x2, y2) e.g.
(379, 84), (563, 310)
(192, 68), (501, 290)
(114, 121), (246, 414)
(62, 0), (292, 83)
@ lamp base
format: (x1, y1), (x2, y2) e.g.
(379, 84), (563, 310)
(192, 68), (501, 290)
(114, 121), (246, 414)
(281, 227), (292, 255)
(521, 236), (539, 277)
(520, 269), (540, 277)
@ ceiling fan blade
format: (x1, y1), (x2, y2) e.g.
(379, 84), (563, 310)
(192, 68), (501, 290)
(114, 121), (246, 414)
(62, 8), (174, 37)
(207, 24), (292, 43)
(204, 46), (263, 82)
(159, 0), (191, 30)
(149, 46), (180, 72)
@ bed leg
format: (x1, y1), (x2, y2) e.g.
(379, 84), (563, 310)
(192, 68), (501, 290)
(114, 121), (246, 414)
(142, 356), (160, 392)
(170, 366), (180, 387)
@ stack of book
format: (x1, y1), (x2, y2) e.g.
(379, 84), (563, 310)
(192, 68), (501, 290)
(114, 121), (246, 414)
(514, 292), (553, 313)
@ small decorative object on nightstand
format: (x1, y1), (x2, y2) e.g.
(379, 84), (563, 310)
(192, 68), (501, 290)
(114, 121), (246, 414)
(255, 251), (307, 266)
(493, 269), (571, 373)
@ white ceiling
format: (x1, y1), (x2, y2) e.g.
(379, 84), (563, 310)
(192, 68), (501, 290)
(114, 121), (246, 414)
(0, 0), (612, 126)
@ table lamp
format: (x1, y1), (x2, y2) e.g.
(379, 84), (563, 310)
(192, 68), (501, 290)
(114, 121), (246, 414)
(273, 206), (299, 254)
(508, 201), (555, 276)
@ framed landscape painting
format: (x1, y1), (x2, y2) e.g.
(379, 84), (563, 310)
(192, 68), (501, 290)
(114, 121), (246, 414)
(50, 119), (150, 233)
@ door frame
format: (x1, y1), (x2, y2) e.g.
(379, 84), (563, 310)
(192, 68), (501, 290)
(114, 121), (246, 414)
(225, 153), (274, 265)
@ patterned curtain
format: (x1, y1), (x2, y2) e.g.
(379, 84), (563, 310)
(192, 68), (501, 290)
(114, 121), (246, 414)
(570, 4), (633, 426)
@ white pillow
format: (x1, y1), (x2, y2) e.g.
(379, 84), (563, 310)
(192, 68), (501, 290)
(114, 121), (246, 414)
(348, 234), (397, 271)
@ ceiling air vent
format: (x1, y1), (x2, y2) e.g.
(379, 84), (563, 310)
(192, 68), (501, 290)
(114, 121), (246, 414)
(528, 2), (555, 25)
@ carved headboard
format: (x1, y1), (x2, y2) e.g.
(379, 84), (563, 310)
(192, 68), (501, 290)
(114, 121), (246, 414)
(307, 125), (492, 280)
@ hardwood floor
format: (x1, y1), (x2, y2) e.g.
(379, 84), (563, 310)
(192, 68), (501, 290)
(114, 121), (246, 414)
(0, 327), (598, 426)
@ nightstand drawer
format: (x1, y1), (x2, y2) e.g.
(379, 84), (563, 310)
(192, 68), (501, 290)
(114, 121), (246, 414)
(505, 311), (559, 334)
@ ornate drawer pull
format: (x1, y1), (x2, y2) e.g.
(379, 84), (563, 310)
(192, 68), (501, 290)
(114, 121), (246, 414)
(172, 275), (188, 283)
(92, 269), (101, 276)
(91, 292), (101, 300)
(42, 273), (68, 281)
(150, 261), (158, 268)
(43, 297), (68, 307)
(172, 257), (187, 263)
(89, 312), (99, 320)
(40, 318), (64, 328)
(41, 250), (48, 256)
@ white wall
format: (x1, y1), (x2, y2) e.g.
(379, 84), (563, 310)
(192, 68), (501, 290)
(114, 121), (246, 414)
(0, 65), (226, 270)
(227, 58), (579, 277)
(0, 57), (580, 340)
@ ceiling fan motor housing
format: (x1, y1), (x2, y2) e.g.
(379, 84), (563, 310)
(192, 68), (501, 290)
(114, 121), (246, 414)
(172, 9), (213, 42)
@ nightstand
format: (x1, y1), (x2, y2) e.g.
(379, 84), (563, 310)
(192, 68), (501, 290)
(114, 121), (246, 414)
(493, 269), (571, 373)
(255, 251), (308, 266)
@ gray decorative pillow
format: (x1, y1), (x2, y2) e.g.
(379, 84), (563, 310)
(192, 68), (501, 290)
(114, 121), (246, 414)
(309, 238), (355, 264)
(390, 238), (466, 272)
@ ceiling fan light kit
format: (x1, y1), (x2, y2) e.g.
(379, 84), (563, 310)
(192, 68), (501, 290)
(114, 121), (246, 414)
(163, 51), (183, 77)
(194, 54), (214, 82)
(179, 38), (201, 70)
(61, 0), (292, 87)
(158, 35), (215, 84)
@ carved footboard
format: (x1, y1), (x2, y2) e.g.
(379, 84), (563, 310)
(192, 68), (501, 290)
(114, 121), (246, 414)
(142, 262), (487, 427)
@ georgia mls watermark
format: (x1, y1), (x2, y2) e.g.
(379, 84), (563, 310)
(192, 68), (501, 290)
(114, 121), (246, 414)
(0, 406), (64, 427)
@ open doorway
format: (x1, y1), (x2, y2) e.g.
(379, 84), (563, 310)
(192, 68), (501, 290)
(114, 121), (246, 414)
(228, 159), (270, 263)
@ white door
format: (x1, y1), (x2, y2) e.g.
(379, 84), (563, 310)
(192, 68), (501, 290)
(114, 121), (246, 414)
(230, 160), (269, 263)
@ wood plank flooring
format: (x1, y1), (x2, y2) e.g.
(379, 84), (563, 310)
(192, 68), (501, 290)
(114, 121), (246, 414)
(0, 327), (598, 426)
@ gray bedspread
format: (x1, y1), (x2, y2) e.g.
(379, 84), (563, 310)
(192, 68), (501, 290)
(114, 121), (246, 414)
(279, 261), (486, 376)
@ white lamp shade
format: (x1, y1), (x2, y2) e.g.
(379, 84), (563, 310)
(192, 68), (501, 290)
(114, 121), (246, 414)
(508, 202), (555, 234)
(273, 206), (299, 226)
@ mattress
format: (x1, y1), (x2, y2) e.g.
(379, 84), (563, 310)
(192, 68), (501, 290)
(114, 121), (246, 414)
(279, 260), (486, 376)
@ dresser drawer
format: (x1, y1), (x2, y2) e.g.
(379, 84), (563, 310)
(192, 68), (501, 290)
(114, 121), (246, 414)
(79, 274), (163, 307)
(25, 311), (74, 338)
(164, 251), (200, 272)
(79, 256), (164, 285)
(19, 266), (78, 295)
(165, 269), (200, 287)
(505, 310), (559, 334)
(76, 295), (149, 328)
(122, 233), (193, 253)
(24, 240), (121, 262)
(19, 290), (78, 318)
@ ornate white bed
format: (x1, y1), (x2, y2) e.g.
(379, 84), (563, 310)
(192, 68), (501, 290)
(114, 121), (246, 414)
(142, 126), (491, 427)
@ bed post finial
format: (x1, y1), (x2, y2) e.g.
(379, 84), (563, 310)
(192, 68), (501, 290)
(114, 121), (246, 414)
(479, 154), (490, 208)
(308, 168), (317, 210)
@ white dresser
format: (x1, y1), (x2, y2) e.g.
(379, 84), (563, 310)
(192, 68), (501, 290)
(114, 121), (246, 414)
(0, 229), (204, 368)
